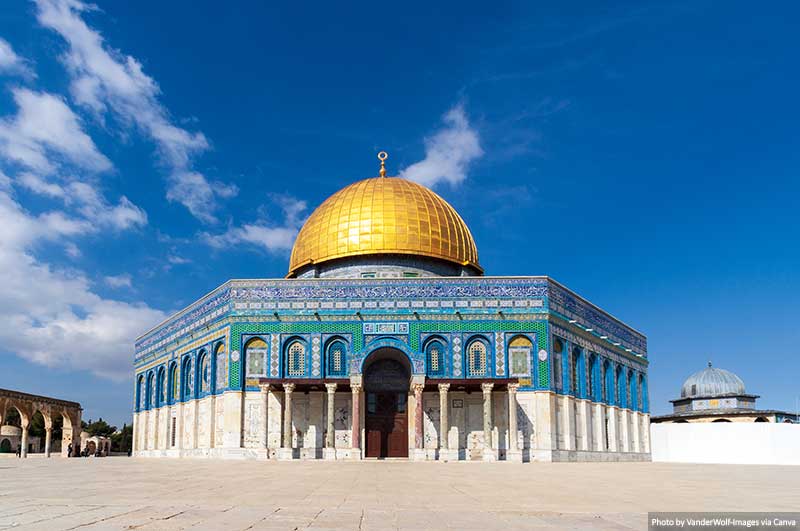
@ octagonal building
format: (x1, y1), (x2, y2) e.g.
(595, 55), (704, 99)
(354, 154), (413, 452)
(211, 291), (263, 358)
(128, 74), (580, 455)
(133, 157), (651, 462)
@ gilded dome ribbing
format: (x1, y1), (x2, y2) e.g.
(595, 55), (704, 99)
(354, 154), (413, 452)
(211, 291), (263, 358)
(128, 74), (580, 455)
(288, 176), (481, 277)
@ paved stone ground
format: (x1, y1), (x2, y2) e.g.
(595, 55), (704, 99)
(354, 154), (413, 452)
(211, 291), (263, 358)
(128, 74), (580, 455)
(0, 457), (797, 530)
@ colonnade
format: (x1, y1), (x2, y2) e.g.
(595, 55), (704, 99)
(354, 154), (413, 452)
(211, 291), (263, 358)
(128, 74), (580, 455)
(134, 383), (649, 461)
(265, 381), (522, 461)
(0, 390), (82, 458)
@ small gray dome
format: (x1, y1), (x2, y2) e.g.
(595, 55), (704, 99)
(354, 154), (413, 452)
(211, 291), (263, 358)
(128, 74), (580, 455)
(680, 362), (746, 398)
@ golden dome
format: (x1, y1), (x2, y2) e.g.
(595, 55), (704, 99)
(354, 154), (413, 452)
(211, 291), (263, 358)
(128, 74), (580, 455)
(288, 176), (481, 277)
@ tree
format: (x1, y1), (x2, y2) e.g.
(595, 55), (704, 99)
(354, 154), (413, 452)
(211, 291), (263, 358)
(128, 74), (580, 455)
(111, 423), (132, 453)
(85, 418), (117, 437)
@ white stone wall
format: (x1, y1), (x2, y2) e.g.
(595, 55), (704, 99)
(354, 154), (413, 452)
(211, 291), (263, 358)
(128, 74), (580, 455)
(651, 422), (800, 465)
(133, 389), (650, 461)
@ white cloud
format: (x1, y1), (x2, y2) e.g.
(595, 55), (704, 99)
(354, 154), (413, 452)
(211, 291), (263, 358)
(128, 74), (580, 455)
(104, 273), (132, 289)
(17, 174), (147, 232)
(0, 88), (111, 174)
(203, 196), (307, 253)
(0, 38), (34, 78)
(167, 255), (191, 265)
(34, 0), (235, 222)
(0, 170), (12, 190)
(0, 190), (164, 380)
(399, 104), (483, 188)
(18, 171), (67, 198)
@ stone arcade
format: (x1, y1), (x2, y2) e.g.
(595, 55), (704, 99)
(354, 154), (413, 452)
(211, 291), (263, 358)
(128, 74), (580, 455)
(0, 388), (82, 458)
(133, 154), (651, 462)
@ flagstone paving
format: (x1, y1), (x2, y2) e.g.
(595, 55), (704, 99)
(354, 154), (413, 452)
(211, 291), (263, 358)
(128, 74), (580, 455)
(0, 457), (797, 530)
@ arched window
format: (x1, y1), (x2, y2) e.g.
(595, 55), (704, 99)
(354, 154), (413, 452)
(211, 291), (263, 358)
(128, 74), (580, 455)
(588, 353), (598, 400)
(245, 338), (268, 377)
(627, 370), (634, 409)
(569, 347), (581, 396)
(199, 352), (210, 393)
(600, 360), (608, 402)
(156, 368), (165, 407)
(426, 339), (445, 377)
(168, 363), (178, 403)
(508, 335), (532, 378)
(637, 373), (645, 412)
(182, 356), (194, 400)
(286, 340), (306, 377)
(146, 372), (155, 409)
(326, 340), (347, 377)
(136, 375), (144, 411)
(215, 344), (227, 390)
(615, 366), (622, 406)
(466, 338), (488, 377)
(552, 337), (564, 392)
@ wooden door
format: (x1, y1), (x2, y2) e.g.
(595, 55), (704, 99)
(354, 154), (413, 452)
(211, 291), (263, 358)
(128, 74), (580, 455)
(365, 392), (408, 458)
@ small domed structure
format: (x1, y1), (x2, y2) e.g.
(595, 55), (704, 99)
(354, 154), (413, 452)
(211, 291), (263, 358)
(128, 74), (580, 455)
(651, 361), (798, 424)
(680, 362), (746, 398)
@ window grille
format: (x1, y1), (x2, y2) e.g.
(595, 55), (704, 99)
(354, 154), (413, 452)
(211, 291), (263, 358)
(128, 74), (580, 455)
(468, 340), (487, 376)
(288, 342), (305, 376)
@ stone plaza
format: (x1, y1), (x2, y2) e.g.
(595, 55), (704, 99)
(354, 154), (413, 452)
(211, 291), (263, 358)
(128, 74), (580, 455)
(0, 458), (797, 530)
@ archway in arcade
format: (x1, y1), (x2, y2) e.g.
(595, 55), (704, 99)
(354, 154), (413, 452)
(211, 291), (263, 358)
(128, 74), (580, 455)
(28, 410), (46, 454)
(363, 348), (411, 459)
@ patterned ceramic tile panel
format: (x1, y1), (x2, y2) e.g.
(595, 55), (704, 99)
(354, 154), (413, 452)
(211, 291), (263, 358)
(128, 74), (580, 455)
(495, 332), (505, 376)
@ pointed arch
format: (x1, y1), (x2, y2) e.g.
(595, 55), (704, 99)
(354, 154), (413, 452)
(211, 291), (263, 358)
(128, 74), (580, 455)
(551, 335), (565, 392)
(181, 355), (194, 401)
(135, 374), (144, 412)
(156, 366), (166, 407)
(325, 337), (348, 378)
(167, 362), (178, 405)
(465, 335), (491, 377)
(424, 336), (448, 377)
(214, 342), (227, 391)
(284, 337), (308, 377)
(244, 337), (268, 378)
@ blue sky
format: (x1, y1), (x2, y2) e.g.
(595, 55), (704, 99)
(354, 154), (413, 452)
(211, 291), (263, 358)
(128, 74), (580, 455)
(1, 0), (798, 427)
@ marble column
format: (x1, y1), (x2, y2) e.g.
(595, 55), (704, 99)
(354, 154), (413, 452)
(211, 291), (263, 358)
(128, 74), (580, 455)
(631, 412), (641, 453)
(278, 383), (295, 460)
(561, 395), (575, 451)
(606, 406), (619, 452)
(20, 421), (29, 458)
(593, 403), (607, 452)
(175, 402), (184, 451)
(507, 383), (522, 462)
(619, 408), (630, 453)
(438, 384), (454, 461)
(259, 384), (271, 450)
(153, 408), (159, 450)
(44, 427), (53, 458)
(324, 383), (337, 460)
(350, 383), (362, 459)
(576, 399), (591, 452)
(481, 383), (496, 461)
(208, 395), (217, 449)
(412, 383), (426, 460)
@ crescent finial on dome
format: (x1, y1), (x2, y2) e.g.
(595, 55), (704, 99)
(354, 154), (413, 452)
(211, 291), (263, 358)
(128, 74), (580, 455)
(378, 151), (388, 178)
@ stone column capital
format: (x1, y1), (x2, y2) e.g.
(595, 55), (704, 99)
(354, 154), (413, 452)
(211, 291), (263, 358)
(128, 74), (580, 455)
(481, 382), (494, 395)
(259, 383), (272, 393)
(437, 383), (451, 393)
(411, 383), (425, 396)
(325, 383), (338, 394)
(508, 383), (519, 393)
(283, 383), (296, 393)
(351, 383), (362, 394)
